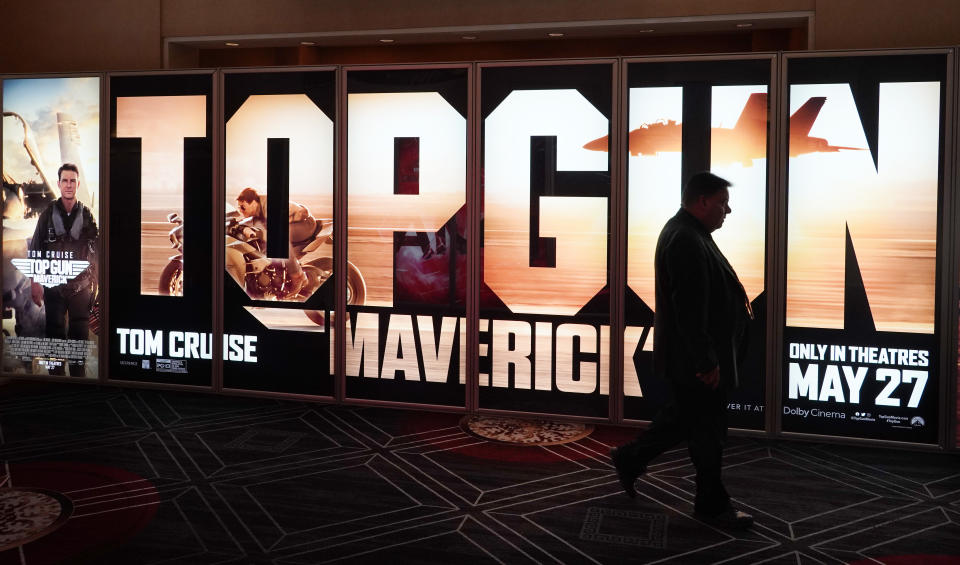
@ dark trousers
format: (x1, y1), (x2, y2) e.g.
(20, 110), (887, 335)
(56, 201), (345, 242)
(620, 380), (730, 514)
(44, 285), (92, 377)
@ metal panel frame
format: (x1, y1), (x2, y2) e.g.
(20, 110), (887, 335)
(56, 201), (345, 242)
(0, 71), (107, 385)
(340, 62), (473, 413)
(778, 48), (956, 450)
(475, 57), (619, 423)
(618, 53), (778, 437)
(950, 46), (960, 451)
(103, 68), (218, 391)
(218, 65), (338, 401)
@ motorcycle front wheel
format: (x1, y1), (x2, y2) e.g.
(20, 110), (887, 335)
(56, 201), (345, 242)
(345, 261), (366, 305)
(301, 257), (366, 305)
(158, 259), (183, 296)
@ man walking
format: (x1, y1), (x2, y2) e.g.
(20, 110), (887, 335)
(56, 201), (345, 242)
(612, 172), (754, 529)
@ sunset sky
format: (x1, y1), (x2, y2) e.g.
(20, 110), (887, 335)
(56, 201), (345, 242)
(484, 89), (609, 315)
(226, 94), (333, 212)
(347, 92), (466, 307)
(116, 95), (206, 211)
(3, 77), (100, 213)
(627, 85), (768, 311)
(786, 82), (939, 332)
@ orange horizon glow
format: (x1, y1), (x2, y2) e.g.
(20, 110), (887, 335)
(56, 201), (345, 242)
(786, 82), (939, 333)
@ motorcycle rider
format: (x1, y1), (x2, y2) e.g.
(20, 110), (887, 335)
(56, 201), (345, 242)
(229, 187), (314, 297)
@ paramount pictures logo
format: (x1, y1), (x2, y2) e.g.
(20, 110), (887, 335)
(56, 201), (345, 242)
(12, 258), (90, 288)
(878, 414), (925, 428)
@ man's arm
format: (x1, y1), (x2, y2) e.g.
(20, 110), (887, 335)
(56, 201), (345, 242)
(28, 208), (48, 254)
(83, 208), (99, 283)
(288, 201), (311, 223)
(663, 232), (718, 378)
(28, 208), (50, 306)
(85, 206), (99, 240)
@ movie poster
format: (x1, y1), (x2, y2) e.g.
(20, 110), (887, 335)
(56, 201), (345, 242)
(345, 67), (469, 406)
(222, 70), (335, 395)
(782, 54), (947, 443)
(479, 64), (613, 417)
(2, 76), (100, 378)
(623, 59), (772, 429)
(108, 73), (215, 386)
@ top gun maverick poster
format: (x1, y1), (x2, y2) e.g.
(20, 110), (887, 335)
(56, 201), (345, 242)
(345, 68), (469, 406)
(480, 64), (613, 417)
(622, 59), (772, 428)
(109, 73), (215, 386)
(222, 70), (336, 395)
(2, 77), (100, 378)
(783, 54), (947, 443)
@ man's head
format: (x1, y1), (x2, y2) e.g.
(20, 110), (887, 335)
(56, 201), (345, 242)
(236, 187), (261, 218)
(57, 163), (80, 204)
(681, 172), (731, 232)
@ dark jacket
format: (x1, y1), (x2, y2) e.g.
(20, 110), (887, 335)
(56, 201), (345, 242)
(29, 198), (98, 287)
(652, 208), (750, 389)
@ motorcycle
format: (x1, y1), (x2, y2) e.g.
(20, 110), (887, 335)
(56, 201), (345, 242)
(159, 212), (185, 296)
(158, 210), (366, 306)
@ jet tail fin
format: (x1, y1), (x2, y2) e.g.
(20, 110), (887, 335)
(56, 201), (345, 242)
(57, 112), (96, 208)
(733, 92), (768, 131)
(789, 97), (826, 138)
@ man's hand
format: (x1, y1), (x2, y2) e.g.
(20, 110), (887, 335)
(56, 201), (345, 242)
(30, 282), (44, 307)
(287, 269), (307, 295)
(696, 366), (720, 390)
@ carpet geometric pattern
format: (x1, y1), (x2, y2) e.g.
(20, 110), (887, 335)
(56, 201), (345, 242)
(0, 381), (958, 564)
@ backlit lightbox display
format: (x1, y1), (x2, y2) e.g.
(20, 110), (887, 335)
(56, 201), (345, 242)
(221, 69), (337, 395)
(479, 63), (614, 417)
(344, 67), (469, 406)
(109, 73), (215, 387)
(2, 76), (101, 379)
(623, 58), (773, 430)
(782, 54), (948, 443)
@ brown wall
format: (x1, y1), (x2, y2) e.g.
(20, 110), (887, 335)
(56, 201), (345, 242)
(0, 0), (162, 73)
(0, 0), (957, 73)
(814, 0), (960, 50)
(161, 0), (814, 37)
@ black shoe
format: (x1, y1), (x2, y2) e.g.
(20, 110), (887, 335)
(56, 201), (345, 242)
(610, 447), (641, 498)
(694, 507), (754, 530)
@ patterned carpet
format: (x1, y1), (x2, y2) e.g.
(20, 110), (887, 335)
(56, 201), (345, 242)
(0, 381), (958, 564)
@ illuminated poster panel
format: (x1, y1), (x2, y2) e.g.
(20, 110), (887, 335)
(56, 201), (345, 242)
(2, 77), (100, 378)
(222, 70), (335, 395)
(623, 60), (772, 429)
(480, 64), (613, 417)
(345, 68), (468, 406)
(783, 54), (946, 443)
(109, 74), (214, 386)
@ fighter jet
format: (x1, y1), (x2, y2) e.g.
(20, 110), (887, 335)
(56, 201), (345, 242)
(583, 93), (862, 166)
(3, 111), (60, 216)
(784, 97), (864, 158)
